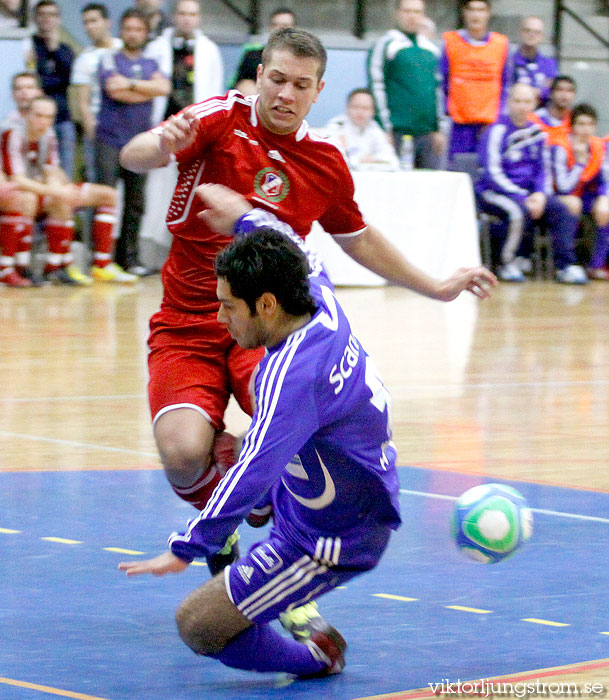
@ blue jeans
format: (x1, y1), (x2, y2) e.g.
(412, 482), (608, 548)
(54, 120), (76, 179)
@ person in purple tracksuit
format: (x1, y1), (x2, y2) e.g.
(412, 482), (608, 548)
(476, 83), (587, 284)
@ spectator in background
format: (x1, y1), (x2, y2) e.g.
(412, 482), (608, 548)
(325, 88), (398, 170)
(230, 7), (296, 96)
(1, 96), (119, 286)
(530, 74), (576, 139)
(441, 0), (511, 163)
(141, 0), (224, 265)
(135, 0), (170, 41)
(0, 0), (22, 28)
(550, 104), (609, 279)
(368, 0), (444, 170)
(25, 0), (76, 178)
(95, 8), (170, 277)
(71, 3), (122, 183)
(476, 83), (587, 285)
(1, 72), (42, 133)
(146, 0), (223, 124)
(512, 16), (557, 107)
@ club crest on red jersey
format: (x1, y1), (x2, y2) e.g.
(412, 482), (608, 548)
(254, 167), (290, 203)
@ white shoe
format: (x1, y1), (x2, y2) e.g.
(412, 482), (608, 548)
(555, 264), (588, 285)
(513, 256), (533, 274)
(497, 262), (526, 282)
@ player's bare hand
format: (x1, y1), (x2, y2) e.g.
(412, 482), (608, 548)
(118, 551), (189, 577)
(436, 266), (498, 301)
(196, 183), (253, 235)
(159, 110), (200, 155)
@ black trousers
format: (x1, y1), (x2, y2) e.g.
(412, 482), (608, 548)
(94, 139), (147, 269)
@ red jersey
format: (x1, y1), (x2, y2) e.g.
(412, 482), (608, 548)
(1, 124), (59, 179)
(151, 91), (367, 313)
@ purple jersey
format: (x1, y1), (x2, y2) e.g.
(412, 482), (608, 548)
(170, 210), (401, 568)
(476, 115), (549, 200)
(96, 51), (162, 149)
(512, 49), (558, 105)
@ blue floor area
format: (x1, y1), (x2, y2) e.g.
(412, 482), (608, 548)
(1, 466), (608, 700)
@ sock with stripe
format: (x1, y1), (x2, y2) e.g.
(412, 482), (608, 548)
(92, 206), (117, 268)
(14, 216), (34, 274)
(170, 465), (223, 511)
(0, 212), (20, 276)
(44, 219), (74, 271)
(208, 623), (326, 675)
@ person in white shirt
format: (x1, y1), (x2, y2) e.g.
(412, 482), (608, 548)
(326, 88), (399, 170)
(140, 0), (223, 264)
(71, 3), (122, 183)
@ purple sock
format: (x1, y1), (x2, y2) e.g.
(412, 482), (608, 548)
(209, 623), (326, 675)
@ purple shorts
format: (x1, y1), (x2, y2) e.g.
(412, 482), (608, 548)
(225, 526), (391, 623)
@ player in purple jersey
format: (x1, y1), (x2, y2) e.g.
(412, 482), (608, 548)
(119, 184), (405, 677)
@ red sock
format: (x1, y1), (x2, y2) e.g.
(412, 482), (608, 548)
(171, 466), (223, 511)
(44, 219), (74, 271)
(92, 206), (117, 268)
(0, 212), (22, 274)
(15, 217), (34, 271)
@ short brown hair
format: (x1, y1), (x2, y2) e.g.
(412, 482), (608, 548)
(11, 72), (40, 91)
(261, 28), (327, 80)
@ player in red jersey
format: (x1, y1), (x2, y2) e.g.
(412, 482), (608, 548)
(120, 29), (497, 575)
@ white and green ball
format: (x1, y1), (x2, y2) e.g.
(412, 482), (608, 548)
(451, 484), (533, 563)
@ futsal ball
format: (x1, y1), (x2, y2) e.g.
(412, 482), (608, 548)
(451, 484), (533, 563)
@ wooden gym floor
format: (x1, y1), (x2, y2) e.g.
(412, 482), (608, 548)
(0, 277), (608, 699)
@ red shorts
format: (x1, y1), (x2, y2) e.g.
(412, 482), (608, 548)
(148, 307), (265, 430)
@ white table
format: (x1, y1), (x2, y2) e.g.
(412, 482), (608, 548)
(306, 170), (481, 286)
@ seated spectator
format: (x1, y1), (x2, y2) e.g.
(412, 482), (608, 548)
(512, 16), (557, 107)
(1, 96), (125, 285)
(0, 172), (34, 286)
(325, 88), (399, 170)
(476, 83), (587, 285)
(530, 75), (575, 139)
(230, 7), (295, 96)
(550, 104), (609, 279)
(1, 72), (42, 133)
(24, 0), (76, 178)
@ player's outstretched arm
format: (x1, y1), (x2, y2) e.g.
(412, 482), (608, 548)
(118, 551), (189, 577)
(338, 224), (497, 301)
(120, 111), (200, 173)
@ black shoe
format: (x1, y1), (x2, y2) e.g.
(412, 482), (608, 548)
(44, 268), (76, 285)
(206, 531), (240, 576)
(17, 268), (46, 287)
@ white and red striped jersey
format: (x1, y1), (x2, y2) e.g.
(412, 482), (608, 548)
(1, 124), (59, 180)
(150, 90), (367, 313)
